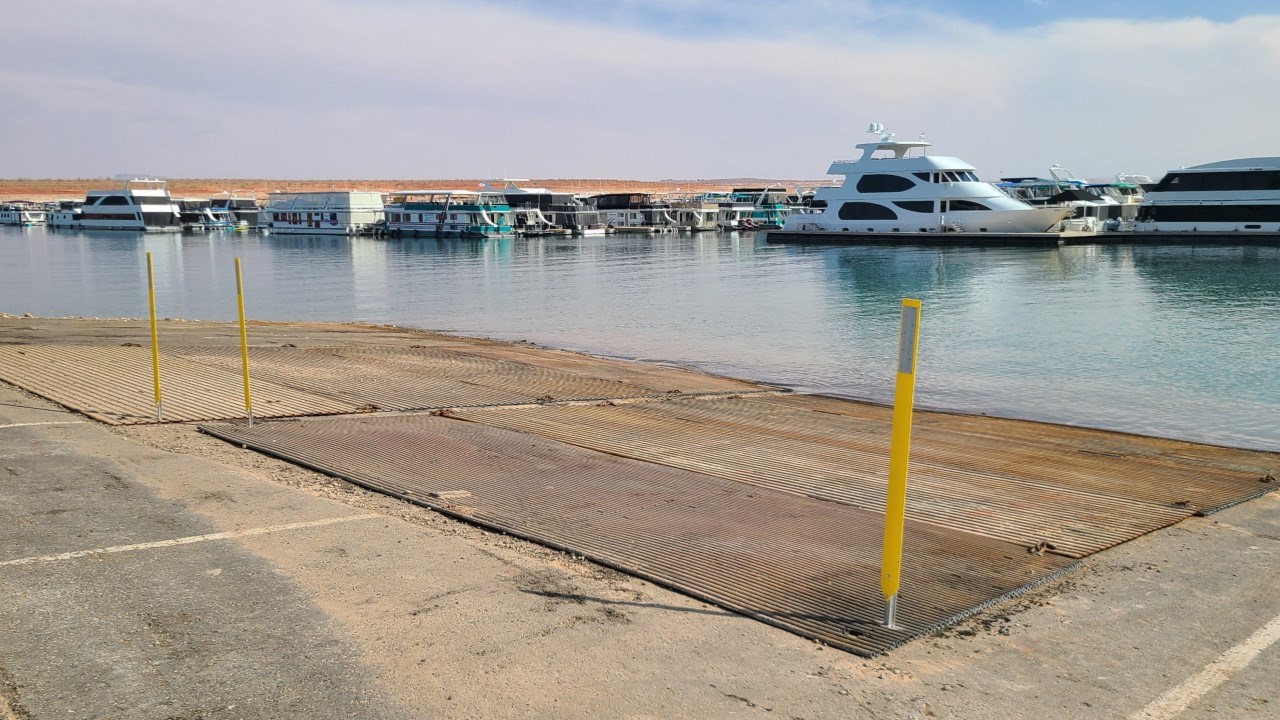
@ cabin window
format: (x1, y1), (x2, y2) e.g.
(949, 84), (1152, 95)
(892, 200), (934, 213)
(837, 202), (897, 220)
(855, 174), (916, 193)
(100, 196), (130, 206)
(912, 172), (931, 182)
(1139, 204), (1280, 222)
(808, 199), (828, 209)
(946, 200), (990, 212)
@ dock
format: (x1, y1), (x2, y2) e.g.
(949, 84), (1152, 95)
(0, 317), (1273, 659)
(767, 229), (1280, 246)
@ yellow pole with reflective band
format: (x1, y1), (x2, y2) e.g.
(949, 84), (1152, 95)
(146, 251), (163, 422)
(234, 257), (254, 426)
(881, 298), (922, 629)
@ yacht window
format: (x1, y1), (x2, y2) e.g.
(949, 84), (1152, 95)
(946, 200), (990, 211)
(837, 202), (898, 220)
(1153, 172), (1200, 192)
(855, 174), (916, 193)
(100, 195), (130, 206)
(893, 201), (934, 213)
(809, 199), (828, 209)
(912, 172), (931, 182)
(1199, 170), (1280, 192)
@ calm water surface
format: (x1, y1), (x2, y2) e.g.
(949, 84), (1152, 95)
(2, 226), (1277, 451)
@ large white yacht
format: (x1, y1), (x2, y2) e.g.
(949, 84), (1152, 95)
(783, 125), (1070, 234)
(73, 179), (181, 232)
(1135, 157), (1280, 232)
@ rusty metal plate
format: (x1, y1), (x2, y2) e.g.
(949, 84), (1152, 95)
(200, 414), (1075, 657)
(0, 345), (359, 424)
(454, 396), (1278, 558)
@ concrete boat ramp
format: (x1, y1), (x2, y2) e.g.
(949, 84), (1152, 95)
(1, 317), (1277, 716)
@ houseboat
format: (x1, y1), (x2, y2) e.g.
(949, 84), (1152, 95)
(210, 191), (262, 228)
(384, 190), (514, 238)
(47, 200), (82, 228)
(1135, 157), (1280, 232)
(74, 179), (181, 232)
(782, 125), (1070, 234)
(0, 202), (48, 226)
(591, 193), (677, 232)
(481, 180), (606, 235)
(667, 195), (720, 231)
(725, 187), (791, 230)
(261, 190), (385, 235)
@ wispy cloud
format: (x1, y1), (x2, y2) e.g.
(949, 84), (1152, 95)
(1, 1), (1277, 180)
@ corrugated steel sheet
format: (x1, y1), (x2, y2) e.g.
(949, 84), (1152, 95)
(454, 396), (1278, 558)
(199, 414), (1076, 657)
(0, 345), (358, 424)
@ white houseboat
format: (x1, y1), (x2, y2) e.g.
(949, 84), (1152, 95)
(72, 179), (181, 232)
(384, 190), (514, 238)
(782, 125), (1070, 234)
(262, 190), (385, 235)
(0, 202), (48, 226)
(1135, 157), (1280, 232)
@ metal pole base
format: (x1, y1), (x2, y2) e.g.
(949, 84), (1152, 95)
(882, 594), (899, 630)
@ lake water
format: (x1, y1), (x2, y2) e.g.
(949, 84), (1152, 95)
(2, 226), (1277, 451)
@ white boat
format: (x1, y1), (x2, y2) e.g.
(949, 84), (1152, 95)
(0, 202), (48, 226)
(73, 179), (181, 232)
(384, 190), (514, 238)
(1135, 157), (1280, 232)
(261, 190), (385, 235)
(782, 125), (1070, 234)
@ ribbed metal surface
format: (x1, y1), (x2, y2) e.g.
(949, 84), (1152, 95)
(0, 345), (358, 424)
(168, 345), (760, 411)
(199, 414), (1075, 657)
(455, 395), (1278, 558)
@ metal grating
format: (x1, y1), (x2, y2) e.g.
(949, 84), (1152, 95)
(0, 345), (359, 424)
(200, 414), (1076, 657)
(454, 396), (1278, 558)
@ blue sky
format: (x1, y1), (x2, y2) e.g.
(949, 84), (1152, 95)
(2, 1), (1279, 180)
(507, 0), (1280, 34)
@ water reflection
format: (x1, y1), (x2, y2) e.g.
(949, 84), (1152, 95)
(1, 226), (1276, 450)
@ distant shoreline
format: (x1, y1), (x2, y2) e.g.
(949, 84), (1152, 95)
(0, 178), (831, 202)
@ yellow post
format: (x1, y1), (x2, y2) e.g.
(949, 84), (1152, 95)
(234, 257), (254, 426)
(880, 298), (923, 629)
(146, 251), (163, 422)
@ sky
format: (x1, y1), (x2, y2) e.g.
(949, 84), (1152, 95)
(2, 0), (1279, 181)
